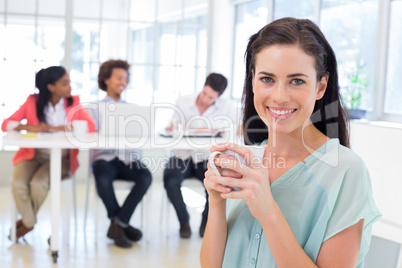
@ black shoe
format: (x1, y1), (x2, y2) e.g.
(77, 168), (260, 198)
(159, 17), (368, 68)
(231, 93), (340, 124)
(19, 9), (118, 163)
(199, 218), (207, 237)
(107, 221), (132, 248)
(124, 225), (142, 242)
(180, 222), (191, 238)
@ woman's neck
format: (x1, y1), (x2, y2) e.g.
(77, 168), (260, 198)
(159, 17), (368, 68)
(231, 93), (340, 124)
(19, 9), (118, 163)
(266, 124), (328, 160)
(50, 95), (62, 107)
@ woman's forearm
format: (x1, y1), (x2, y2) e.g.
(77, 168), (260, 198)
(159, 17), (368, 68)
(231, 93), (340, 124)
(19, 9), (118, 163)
(200, 199), (228, 268)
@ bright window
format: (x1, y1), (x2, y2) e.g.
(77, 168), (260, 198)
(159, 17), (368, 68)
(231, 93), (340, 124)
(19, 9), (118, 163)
(231, 0), (267, 99)
(0, 0), (209, 133)
(320, 0), (378, 114)
(384, 0), (402, 115)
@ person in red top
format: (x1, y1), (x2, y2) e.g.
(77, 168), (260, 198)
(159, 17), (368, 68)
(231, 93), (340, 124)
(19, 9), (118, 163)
(1, 66), (95, 240)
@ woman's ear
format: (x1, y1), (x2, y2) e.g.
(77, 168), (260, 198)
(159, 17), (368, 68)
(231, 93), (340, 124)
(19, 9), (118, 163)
(316, 76), (328, 100)
(47, 83), (55, 93)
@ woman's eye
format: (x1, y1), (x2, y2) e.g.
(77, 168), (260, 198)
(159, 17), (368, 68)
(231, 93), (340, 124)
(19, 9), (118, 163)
(292, 79), (305, 85)
(261, 77), (273, 83)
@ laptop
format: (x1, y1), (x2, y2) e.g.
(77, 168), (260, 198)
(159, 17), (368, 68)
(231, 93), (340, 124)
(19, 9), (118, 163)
(99, 103), (152, 138)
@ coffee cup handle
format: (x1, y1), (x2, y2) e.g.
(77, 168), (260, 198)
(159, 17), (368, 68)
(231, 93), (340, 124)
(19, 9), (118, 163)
(209, 151), (223, 176)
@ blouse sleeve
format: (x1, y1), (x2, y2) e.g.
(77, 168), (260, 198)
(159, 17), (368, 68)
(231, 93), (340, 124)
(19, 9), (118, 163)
(324, 156), (381, 264)
(66, 96), (96, 132)
(1, 95), (31, 132)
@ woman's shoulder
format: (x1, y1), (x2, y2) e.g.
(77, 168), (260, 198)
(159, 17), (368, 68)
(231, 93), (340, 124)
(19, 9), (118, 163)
(307, 139), (368, 180)
(68, 95), (81, 105)
(314, 139), (364, 165)
(337, 142), (366, 167)
(26, 94), (39, 101)
(313, 140), (370, 185)
(71, 95), (80, 101)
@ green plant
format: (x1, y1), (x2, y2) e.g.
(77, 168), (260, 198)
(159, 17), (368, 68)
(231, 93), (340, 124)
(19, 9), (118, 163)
(342, 62), (369, 110)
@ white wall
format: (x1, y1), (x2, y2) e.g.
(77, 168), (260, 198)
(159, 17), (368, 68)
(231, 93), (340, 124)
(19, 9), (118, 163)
(349, 121), (402, 241)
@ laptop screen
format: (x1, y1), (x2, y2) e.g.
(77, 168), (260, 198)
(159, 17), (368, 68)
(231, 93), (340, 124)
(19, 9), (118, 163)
(99, 103), (152, 138)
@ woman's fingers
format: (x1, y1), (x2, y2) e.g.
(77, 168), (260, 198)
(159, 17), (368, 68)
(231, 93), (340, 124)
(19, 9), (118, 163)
(220, 168), (242, 178)
(204, 175), (232, 194)
(208, 154), (242, 178)
(222, 144), (260, 167)
(213, 175), (244, 191)
(209, 142), (237, 153)
(213, 156), (250, 177)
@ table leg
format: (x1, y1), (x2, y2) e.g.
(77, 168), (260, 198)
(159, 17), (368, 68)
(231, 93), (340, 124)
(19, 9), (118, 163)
(50, 148), (61, 263)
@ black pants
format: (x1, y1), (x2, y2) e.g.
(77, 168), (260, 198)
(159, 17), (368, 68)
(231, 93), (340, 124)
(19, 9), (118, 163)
(163, 157), (208, 225)
(92, 157), (152, 225)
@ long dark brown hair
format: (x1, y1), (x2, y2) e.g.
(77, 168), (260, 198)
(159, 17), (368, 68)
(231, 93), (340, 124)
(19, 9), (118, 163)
(36, 66), (72, 123)
(242, 17), (350, 147)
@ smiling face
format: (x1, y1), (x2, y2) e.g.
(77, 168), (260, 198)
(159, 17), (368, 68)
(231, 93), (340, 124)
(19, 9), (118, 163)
(252, 45), (328, 135)
(105, 68), (128, 100)
(47, 73), (71, 98)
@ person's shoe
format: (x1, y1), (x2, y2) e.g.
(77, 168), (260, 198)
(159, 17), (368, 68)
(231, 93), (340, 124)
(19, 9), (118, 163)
(107, 221), (132, 248)
(179, 222), (191, 238)
(199, 218), (207, 237)
(16, 219), (23, 229)
(15, 223), (34, 239)
(8, 219), (25, 241)
(124, 225), (142, 242)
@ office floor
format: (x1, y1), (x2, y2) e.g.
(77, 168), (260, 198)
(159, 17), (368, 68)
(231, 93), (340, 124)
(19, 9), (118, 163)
(0, 180), (205, 268)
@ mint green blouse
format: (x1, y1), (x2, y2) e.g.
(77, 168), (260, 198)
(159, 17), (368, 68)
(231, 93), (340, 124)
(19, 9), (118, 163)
(223, 139), (381, 268)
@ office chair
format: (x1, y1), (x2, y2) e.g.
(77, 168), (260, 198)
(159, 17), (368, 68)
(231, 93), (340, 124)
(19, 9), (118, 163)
(364, 235), (402, 268)
(160, 177), (206, 237)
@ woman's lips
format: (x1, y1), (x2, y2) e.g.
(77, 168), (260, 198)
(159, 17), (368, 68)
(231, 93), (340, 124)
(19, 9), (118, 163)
(267, 107), (297, 120)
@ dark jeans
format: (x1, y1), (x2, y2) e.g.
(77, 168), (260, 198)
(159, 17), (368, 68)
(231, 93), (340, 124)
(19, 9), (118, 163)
(163, 157), (208, 225)
(92, 157), (152, 225)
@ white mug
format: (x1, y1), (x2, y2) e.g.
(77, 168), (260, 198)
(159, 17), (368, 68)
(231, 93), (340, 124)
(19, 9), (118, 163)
(208, 145), (265, 191)
(72, 120), (88, 138)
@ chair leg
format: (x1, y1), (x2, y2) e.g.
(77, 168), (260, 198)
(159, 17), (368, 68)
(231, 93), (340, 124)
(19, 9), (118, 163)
(144, 185), (153, 241)
(160, 190), (165, 226)
(159, 188), (171, 237)
(10, 195), (17, 244)
(72, 176), (77, 234)
(83, 175), (92, 232)
(94, 186), (100, 244)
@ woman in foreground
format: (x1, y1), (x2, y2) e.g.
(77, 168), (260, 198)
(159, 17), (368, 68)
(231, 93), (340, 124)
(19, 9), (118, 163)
(201, 17), (381, 267)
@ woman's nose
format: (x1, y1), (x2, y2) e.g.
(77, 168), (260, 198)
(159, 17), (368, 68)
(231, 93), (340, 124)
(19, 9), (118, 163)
(270, 82), (289, 103)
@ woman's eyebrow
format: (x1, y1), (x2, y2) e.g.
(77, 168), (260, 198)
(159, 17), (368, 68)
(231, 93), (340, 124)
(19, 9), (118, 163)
(287, 73), (308, 78)
(258, 72), (308, 78)
(258, 71), (275, 77)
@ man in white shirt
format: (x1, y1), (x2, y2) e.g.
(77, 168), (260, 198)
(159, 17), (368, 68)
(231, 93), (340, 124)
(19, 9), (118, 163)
(163, 73), (237, 238)
(87, 60), (152, 248)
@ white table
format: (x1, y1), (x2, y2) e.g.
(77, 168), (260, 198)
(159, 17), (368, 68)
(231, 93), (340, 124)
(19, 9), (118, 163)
(2, 131), (235, 262)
